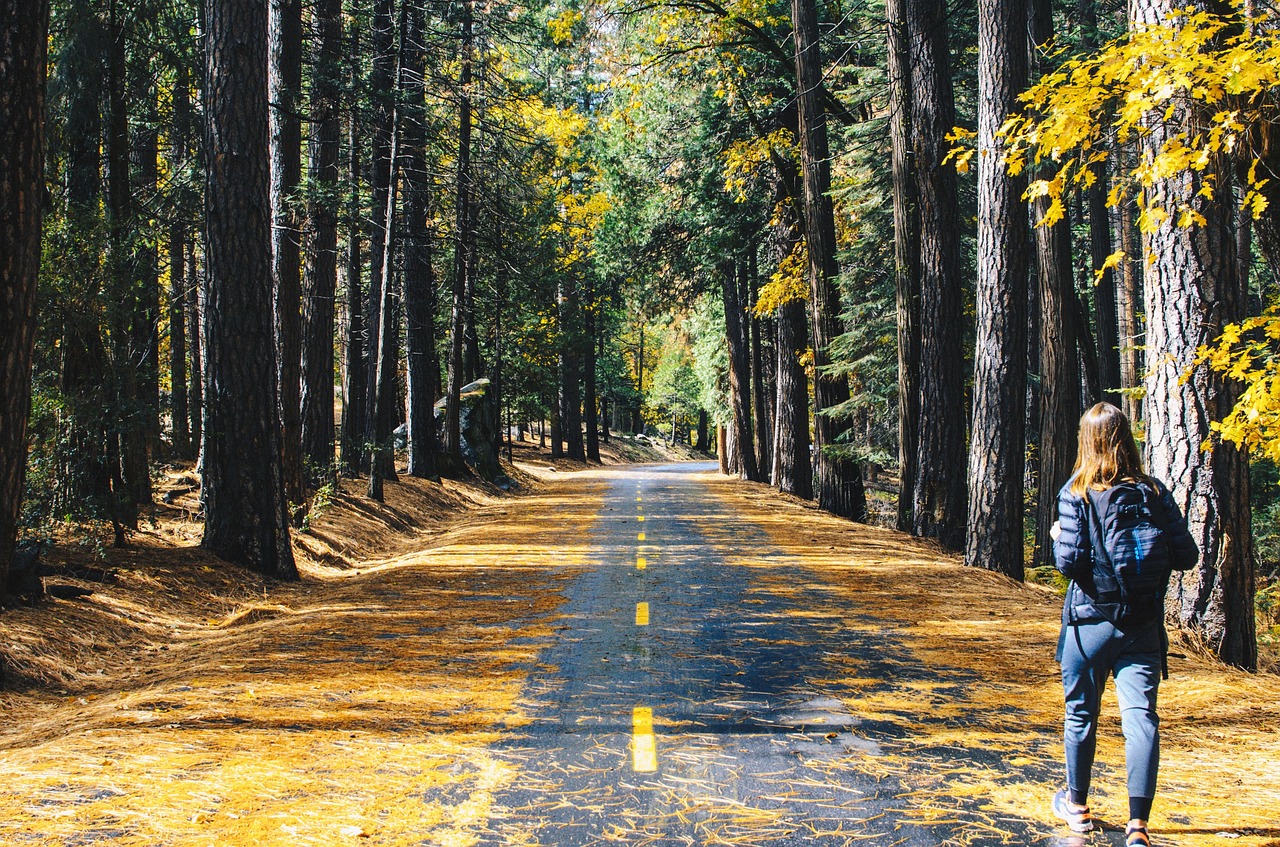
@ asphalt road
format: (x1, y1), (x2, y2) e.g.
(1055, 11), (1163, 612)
(481, 463), (948, 846)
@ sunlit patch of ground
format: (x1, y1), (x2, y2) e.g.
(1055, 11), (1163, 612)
(0, 462), (609, 846)
(6, 460), (1276, 846)
(704, 472), (1280, 847)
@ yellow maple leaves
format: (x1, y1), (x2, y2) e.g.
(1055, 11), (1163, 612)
(974, 6), (1278, 234)
(1197, 311), (1280, 462)
(949, 6), (1280, 457)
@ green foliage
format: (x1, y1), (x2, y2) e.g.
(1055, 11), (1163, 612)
(688, 294), (731, 427)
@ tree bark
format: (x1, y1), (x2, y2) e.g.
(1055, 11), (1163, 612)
(131, 82), (162, 467)
(201, 0), (297, 579)
(1081, 0), (1120, 396)
(1029, 0), (1080, 571)
(585, 289), (602, 463)
(339, 20), (366, 477)
(559, 276), (585, 463)
(186, 237), (203, 455)
(775, 299), (813, 499)
(0, 0), (48, 590)
(364, 0), (396, 443)
(444, 0), (475, 470)
(300, 0), (342, 476)
(402, 1), (439, 481)
(721, 259), (761, 482)
(107, 3), (147, 516)
(966, 0), (1028, 579)
(887, 0), (920, 533)
(270, 0), (304, 503)
(748, 249), (772, 476)
(368, 8), (408, 499)
(907, 0), (964, 544)
(169, 67), (192, 459)
(791, 0), (865, 518)
(1116, 174), (1142, 423)
(1134, 0), (1254, 671)
(58, 6), (114, 522)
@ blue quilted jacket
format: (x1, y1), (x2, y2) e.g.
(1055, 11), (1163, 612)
(1053, 475), (1198, 626)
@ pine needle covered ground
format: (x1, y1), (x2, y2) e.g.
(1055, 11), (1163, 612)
(709, 473), (1280, 847)
(1, 456), (1276, 847)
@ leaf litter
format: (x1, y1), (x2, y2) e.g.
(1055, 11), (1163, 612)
(2, 456), (1278, 847)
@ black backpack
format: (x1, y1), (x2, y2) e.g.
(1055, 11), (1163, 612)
(1084, 481), (1174, 626)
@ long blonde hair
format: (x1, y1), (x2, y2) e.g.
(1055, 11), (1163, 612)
(1069, 402), (1151, 497)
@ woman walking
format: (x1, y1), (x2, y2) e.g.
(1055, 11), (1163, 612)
(1050, 402), (1198, 846)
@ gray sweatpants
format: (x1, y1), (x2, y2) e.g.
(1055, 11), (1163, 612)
(1058, 617), (1162, 804)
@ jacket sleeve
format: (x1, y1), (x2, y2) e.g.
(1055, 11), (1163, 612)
(1053, 486), (1092, 580)
(1155, 481), (1199, 572)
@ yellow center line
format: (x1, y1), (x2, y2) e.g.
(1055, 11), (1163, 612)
(636, 555), (646, 570)
(637, 531), (645, 541)
(632, 707), (657, 772)
(637, 515), (644, 522)
(635, 602), (649, 626)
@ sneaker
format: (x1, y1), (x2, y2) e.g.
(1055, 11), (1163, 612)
(1053, 788), (1095, 833)
(1126, 824), (1151, 846)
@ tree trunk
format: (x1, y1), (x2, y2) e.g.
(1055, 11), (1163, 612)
(300, 0), (341, 477)
(169, 67), (192, 459)
(585, 294), (601, 463)
(1029, 0), (1080, 571)
(132, 82), (162, 467)
(58, 7), (113, 522)
(559, 276), (585, 463)
(696, 410), (709, 453)
(444, 0), (475, 471)
(1081, 0), (1121, 396)
(791, 0), (865, 519)
(886, 0), (920, 533)
(368, 9), (408, 499)
(634, 320), (645, 434)
(748, 251), (772, 476)
(550, 388), (563, 459)
(1116, 177), (1142, 423)
(201, 0), (297, 578)
(775, 299), (813, 500)
(107, 4), (147, 517)
(906, 0), (964, 544)
(186, 238), (203, 455)
(339, 22), (366, 476)
(1134, 0), (1254, 671)
(717, 425), (729, 474)
(0, 0), (47, 590)
(402, 1), (439, 481)
(270, 0), (304, 503)
(1032, 199), (1080, 567)
(364, 0), (395, 443)
(966, 0), (1028, 579)
(721, 259), (761, 482)
(1074, 288), (1103, 407)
